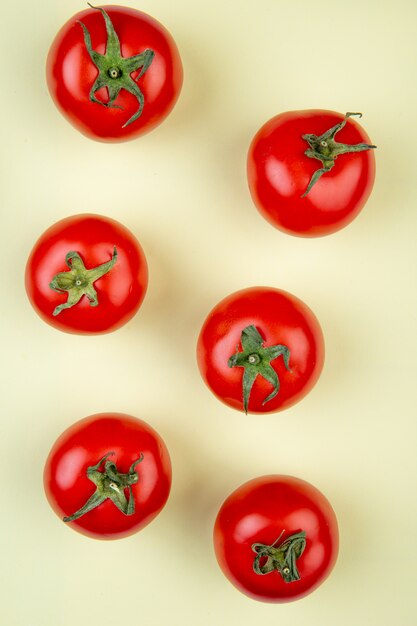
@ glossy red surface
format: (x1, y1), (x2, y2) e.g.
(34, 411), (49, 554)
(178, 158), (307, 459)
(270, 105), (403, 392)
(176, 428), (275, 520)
(44, 413), (172, 539)
(25, 214), (148, 334)
(46, 5), (183, 141)
(197, 287), (324, 413)
(213, 475), (339, 602)
(247, 109), (375, 236)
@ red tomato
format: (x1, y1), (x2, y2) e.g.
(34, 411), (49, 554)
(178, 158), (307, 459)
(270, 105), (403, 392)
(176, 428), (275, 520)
(44, 413), (172, 539)
(247, 110), (376, 236)
(196, 287), (324, 414)
(25, 214), (148, 334)
(46, 5), (183, 142)
(213, 475), (339, 602)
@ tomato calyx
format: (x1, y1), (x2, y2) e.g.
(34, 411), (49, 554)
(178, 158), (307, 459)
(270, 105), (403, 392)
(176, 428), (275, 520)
(301, 112), (376, 197)
(78, 4), (155, 128)
(228, 325), (291, 414)
(49, 246), (117, 316)
(63, 452), (144, 522)
(252, 530), (306, 583)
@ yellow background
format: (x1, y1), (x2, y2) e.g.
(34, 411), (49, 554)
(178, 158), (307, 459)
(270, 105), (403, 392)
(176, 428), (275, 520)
(1, 0), (416, 624)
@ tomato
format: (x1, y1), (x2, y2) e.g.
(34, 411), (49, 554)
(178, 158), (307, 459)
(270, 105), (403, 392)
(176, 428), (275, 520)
(247, 110), (376, 237)
(25, 214), (148, 334)
(46, 5), (183, 142)
(213, 475), (339, 602)
(44, 413), (172, 539)
(196, 287), (324, 414)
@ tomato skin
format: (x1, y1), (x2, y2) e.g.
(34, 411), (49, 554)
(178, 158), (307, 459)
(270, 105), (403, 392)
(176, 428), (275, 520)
(44, 413), (172, 540)
(25, 214), (148, 334)
(196, 287), (324, 413)
(213, 475), (339, 602)
(247, 109), (376, 237)
(46, 5), (183, 142)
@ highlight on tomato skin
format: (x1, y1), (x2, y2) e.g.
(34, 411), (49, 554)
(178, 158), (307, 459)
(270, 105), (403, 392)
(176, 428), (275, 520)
(46, 5), (184, 142)
(43, 413), (172, 540)
(247, 109), (376, 237)
(196, 286), (325, 414)
(25, 213), (148, 335)
(213, 475), (339, 602)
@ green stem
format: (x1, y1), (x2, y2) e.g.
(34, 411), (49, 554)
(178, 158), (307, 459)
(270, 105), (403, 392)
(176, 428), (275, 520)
(78, 5), (155, 128)
(63, 452), (144, 523)
(252, 530), (306, 583)
(301, 112), (376, 196)
(228, 325), (291, 413)
(49, 247), (117, 316)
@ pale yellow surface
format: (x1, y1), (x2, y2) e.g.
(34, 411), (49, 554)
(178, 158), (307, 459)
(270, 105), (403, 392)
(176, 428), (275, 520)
(1, 0), (416, 624)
